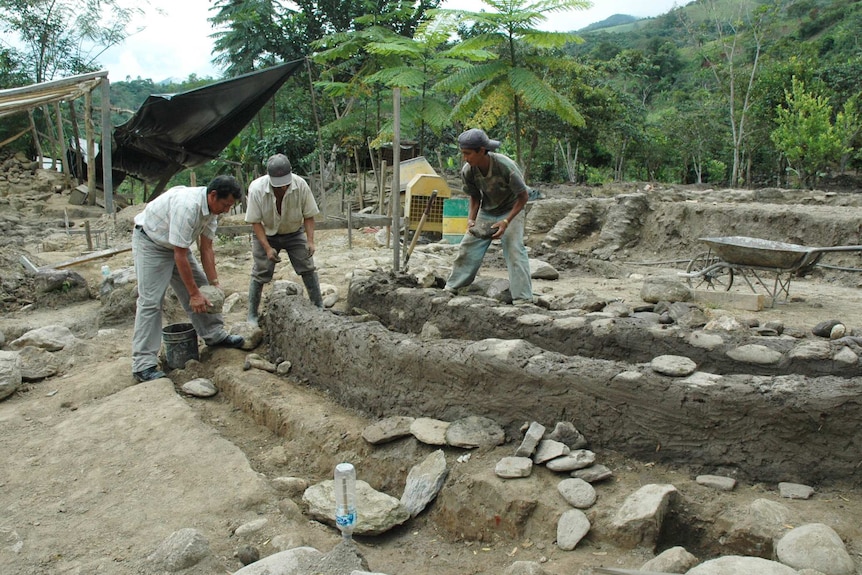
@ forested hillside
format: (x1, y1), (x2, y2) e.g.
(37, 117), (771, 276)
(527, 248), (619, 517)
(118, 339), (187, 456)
(1, 0), (859, 193)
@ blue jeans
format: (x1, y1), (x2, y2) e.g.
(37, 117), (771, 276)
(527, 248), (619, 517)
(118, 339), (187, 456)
(445, 211), (532, 302)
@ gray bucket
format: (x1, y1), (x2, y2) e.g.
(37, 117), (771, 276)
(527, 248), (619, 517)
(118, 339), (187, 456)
(162, 323), (199, 369)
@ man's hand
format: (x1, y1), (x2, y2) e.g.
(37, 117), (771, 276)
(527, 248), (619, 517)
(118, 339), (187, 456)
(491, 218), (509, 239)
(266, 246), (280, 262)
(190, 292), (211, 314)
(307, 240), (316, 257)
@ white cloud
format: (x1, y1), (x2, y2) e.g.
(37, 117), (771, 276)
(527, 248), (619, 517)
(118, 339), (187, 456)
(98, 0), (685, 82)
(100, 0), (223, 82)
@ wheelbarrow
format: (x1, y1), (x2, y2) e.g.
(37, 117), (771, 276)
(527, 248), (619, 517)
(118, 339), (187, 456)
(679, 236), (862, 304)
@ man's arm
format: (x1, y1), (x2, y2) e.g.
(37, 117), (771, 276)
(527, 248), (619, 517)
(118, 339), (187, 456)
(492, 189), (528, 239)
(174, 245), (209, 313)
(303, 217), (316, 256)
(251, 222), (279, 261)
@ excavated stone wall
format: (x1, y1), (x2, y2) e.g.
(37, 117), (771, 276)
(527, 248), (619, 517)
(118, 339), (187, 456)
(264, 283), (862, 486)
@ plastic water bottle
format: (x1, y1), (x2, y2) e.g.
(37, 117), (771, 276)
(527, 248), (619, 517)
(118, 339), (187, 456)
(101, 264), (110, 278)
(334, 462), (357, 539)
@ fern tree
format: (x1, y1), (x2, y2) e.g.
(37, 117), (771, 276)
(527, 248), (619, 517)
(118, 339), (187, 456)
(430, 0), (589, 169)
(363, 14), (496, 153)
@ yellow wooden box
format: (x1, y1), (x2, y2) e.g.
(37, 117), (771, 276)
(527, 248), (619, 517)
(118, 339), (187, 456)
(404, 173), (451, 232)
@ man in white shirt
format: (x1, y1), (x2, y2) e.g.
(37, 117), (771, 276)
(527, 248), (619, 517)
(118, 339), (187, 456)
(131, 175), (245, 383)
(245, 154), (322, 326)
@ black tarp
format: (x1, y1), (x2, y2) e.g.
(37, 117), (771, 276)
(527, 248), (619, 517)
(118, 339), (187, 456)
(110, 60), (304, 192)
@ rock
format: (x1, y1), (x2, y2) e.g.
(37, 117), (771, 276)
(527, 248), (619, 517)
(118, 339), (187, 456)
(546, 421), (588, 449)
(514, 421), (545, 457)
(642, 545), (698, 572)
(610, 484), (678, 549)
(236, 545), (259, 565)
(545, 450), (595, 472)
(233, 547), (323, 575)
(272, 476), (308, 498)
(409, 417), (450, 445)
(503, 561), (551, 575)
(775, 523), (854, 575)
(9, 325), (76, 351)
(713, 498), (797, 558)
(695, 475), (736, 491)
(812, 319), (843, 338)
(779, 481), (815, 500)
(571, 464), (613, 483)
(556, 508), (590, 551)
(303, 480), (410, 536)
(726, 344), (783, 365)
(686, 555), (799, 574)
(640, 276), (693, 304)
(400, 449), (448, 517)
(16, 345), (59, 381)
(529, 259), (559, 280)
(234, 517), (268, 536)
(181, 377), (218, 398)
(557, 478), (597, 508)
(199, 285), (224, 313)
(146, 528), (210, 572)
(445, 415), (505, 448)
(533, 439), (570, 464)
(0, 350), (22, 401)
(362, 415), (415, 444)
(495, 456), (533, 478)
(650, 354), (697, 377)
(312, 539), (370, 574)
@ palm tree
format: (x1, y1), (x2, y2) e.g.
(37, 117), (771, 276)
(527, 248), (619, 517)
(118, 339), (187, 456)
(430, 0), (589, 167)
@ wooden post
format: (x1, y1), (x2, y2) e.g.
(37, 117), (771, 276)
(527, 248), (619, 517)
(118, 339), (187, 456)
(379, 160), (387, 215)
(27, 110), (44, 167)
(85, 91), (96, 205)
(391, 87), (401, 271)
(100, 76), (114, 216)
(84, 220), (93, 252)
(54, 101), (71, 189)
(67, 103), (83, 184)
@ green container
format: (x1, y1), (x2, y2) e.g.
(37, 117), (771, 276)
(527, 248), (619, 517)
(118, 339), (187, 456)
(442, 197), (469, 244)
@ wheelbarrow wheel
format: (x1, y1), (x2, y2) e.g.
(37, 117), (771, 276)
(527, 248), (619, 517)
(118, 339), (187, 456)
(686, 253), (734, 291)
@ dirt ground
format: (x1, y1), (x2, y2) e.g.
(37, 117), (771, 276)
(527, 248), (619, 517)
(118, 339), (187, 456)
(2, 183), (862, 575)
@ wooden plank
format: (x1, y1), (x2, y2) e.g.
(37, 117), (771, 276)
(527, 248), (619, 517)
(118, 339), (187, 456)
(216, 214), (395, 237)
(693, 289), (767, 311)
(39, 244), (132, 271)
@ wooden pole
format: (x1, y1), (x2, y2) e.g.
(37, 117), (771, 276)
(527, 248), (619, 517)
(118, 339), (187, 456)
(67, 102), (83, 184)
(391, 87), (401, 271)
(85, 91), (96, 205)
(100, 76), (114, 216)
(54, 101), (71, 189)
(27, 110), (44, 167)
(306, 57), (327, 218)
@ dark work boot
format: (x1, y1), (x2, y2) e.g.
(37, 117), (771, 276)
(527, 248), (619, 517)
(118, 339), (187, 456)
(301, 272), (324, 308)
(247, 279), (264, 326)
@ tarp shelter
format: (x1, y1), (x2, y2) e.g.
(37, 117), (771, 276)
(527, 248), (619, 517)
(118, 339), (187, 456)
(111, 60), (304, 198)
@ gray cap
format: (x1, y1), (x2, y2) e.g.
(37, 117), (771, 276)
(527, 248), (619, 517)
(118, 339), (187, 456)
(458, 128), (501, 151)
(267, 154), (292, 187)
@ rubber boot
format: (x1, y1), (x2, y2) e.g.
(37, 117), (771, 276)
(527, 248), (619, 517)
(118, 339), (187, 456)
(301, 272), (324, 308)
(247, 279), (264, 326)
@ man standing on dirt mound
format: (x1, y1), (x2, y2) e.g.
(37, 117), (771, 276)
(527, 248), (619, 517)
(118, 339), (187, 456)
(131, 175), (245, 383)
(245, 153), (323, 327)
(445, 128), (533, 305)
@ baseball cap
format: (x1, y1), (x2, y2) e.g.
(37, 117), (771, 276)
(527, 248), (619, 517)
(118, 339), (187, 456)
(458, 128), (501, 151)
(267, 154), (293, 187)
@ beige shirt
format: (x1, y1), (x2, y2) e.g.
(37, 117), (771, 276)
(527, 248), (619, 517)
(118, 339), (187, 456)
(244, 173), (319, 235)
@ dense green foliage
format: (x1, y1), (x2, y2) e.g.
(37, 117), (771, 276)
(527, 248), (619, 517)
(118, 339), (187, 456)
(1, 0), (860, 194)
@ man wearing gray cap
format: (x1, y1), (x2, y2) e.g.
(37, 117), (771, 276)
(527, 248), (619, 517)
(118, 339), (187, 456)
(245, 153), (323, 326)
(444, 128), (533, 305)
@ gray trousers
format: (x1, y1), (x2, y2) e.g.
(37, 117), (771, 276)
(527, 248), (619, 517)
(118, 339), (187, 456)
(131, 228), (228, 373)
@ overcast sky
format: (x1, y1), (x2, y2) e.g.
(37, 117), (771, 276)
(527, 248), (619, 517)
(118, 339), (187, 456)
(98, 0), (684, 83)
